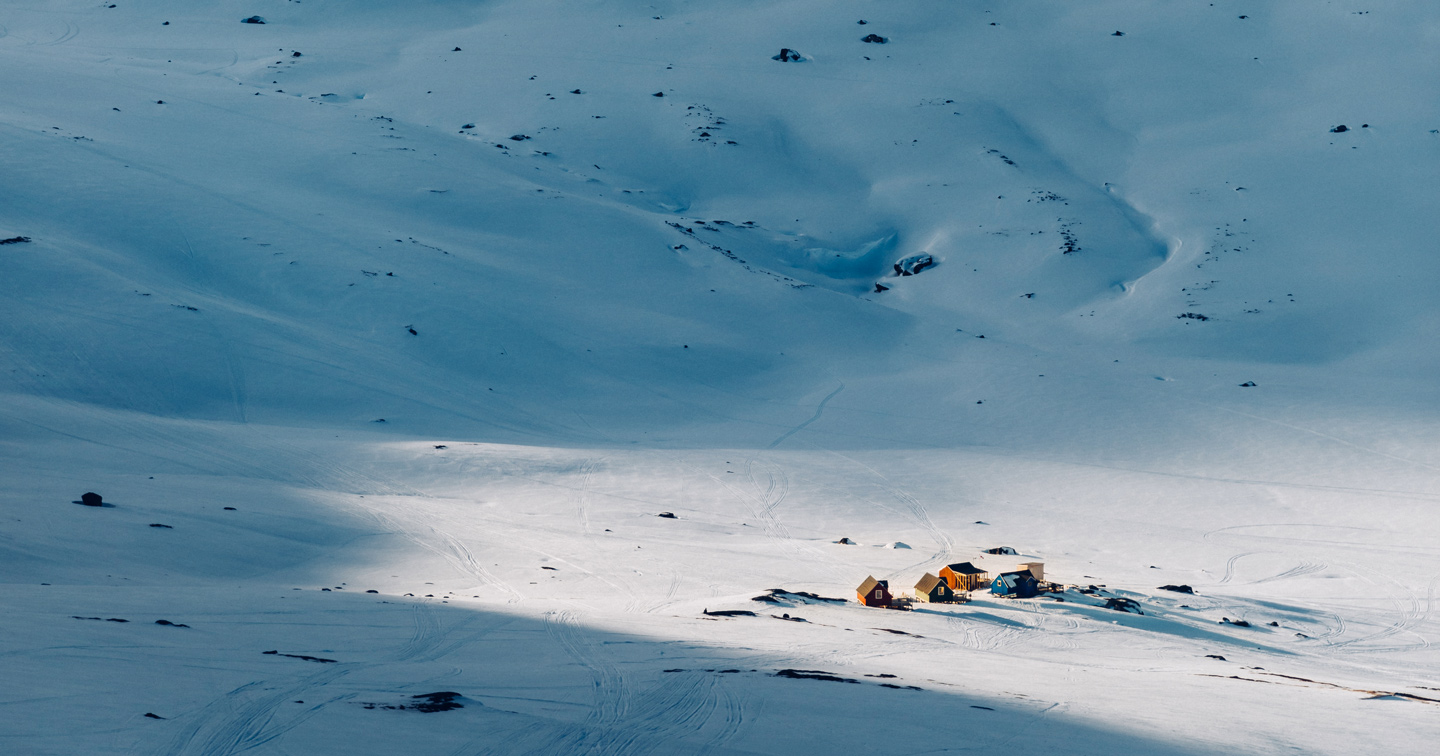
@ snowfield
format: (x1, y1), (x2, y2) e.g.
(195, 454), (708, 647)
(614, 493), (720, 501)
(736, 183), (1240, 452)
(2, 1), (1437, 754)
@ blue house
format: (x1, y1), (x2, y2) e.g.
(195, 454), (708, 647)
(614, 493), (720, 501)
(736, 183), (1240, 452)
(991, 569), (1040, 598)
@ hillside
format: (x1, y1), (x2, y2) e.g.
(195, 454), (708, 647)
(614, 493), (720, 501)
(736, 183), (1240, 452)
(2, 2), (1437, 754)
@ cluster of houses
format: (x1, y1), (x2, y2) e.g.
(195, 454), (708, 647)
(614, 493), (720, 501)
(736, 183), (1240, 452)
(856, 559), (1053, 608)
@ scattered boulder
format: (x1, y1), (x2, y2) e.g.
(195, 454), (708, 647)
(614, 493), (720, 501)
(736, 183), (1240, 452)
(652, 91), (665, 97)
(1104, 597), (1143, 614)
(149, 523), (173, 529)
(873, 283), (889, 293)
(775, 669), (860, 683)
(1158, 584), (1195, 594)
(241, 16), (266, 25)
(1239, 381), (1257, 387)
(893, 253), (935, 276)
(884, 541), (911, 550)
(1220, 617), (1252, 628)
(144, 712), (165, 719)
(772, 48), (804, 62)
(1206, 654), (1227, 661)
(1112, 31), (1125, 36)
(154, 619), (189, 628)
(984, 546), (1018, 555)
(408, 692), (463, 713)
(656, 511), (677, 519)
(702, 609), (756, 617)
(223, 506), (236, 510)
(79, 492), (104, 507)
(1330, 124), (1348, 133)
(0, 236), (32, 245)
(836, 537), (855, 544)
(861, 34), (888, 44)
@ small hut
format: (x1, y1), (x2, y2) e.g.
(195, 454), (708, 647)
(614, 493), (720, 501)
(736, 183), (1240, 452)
(991, 569), (1040, 598)
(939, 562), (988, 591)
(914, 573), (960, 603)
(856, 576), (892, 607)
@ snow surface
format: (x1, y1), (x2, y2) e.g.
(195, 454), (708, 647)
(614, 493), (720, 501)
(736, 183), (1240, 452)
(2, 1), (1438, 754)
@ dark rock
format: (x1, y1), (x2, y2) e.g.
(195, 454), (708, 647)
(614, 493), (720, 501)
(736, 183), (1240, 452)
(1331, 125), (1348, 133)
(453, 47), (462, 52)
(775, 669), (860, 683)
(292, 51), (302, 57)
(772, 48), (804, 62)
(540, 566), (557, 571)
(241, 16), (266, 25)
(149, 523), (173, 529)
(155, 619), (189, 628)
(263, 650), (337, 663)
(703, 609), (756, 617)
(1158, 584), (1195, 594)
(652, 91), (665, 97)
(836, 537), (855, 544)
(971, 705), (995, 710)
(144, 712), (165, 719)
(1206, 654), (1227, 661)
(656, 511), (677, 518)
(1239, 381), (1256, 387)
(984, 546), (1017, 555)
(893, 253), (934, 276)
(1177, 312), (1210, 321)
(861, 34), (888, 44)
(873, 283), (889, 293)
(461, 123), (474, 129)
(80, 492), (104, 507)
(1268, 621), (1279, 627)
(409, 691), (463, 713)
(570, 89), (582, 94)
(1112, 31), (1125, 36)
(1220, 617), (1252, 627)
(0, 236), (32, 245)
(223, 506), (236, 510)
(366, 589), (379, 593)
(509, 134), (530, 141)
(1104, 597), (1143, 614)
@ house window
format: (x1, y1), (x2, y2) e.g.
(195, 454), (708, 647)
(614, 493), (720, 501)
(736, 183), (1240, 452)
(874, 590), (883, 599)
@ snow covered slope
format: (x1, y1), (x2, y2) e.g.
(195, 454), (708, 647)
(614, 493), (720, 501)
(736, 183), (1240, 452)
(2, 1), (1437, 754)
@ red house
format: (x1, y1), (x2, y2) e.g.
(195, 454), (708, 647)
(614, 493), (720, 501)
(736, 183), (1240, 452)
(856, 576), (892, 607)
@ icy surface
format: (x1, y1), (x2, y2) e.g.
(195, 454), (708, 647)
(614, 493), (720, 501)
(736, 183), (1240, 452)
(1, 1), (1437, 754)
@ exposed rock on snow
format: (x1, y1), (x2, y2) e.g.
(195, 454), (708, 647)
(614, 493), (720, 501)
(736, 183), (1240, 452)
(893, 254), (935, 276)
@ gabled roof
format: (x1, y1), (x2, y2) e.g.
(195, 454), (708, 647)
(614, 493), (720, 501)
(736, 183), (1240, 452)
(915, 572), (945, 593)
(857, 576), (887, 594)
(944, 561), (986, 575)
(996, 569), (1036, 581)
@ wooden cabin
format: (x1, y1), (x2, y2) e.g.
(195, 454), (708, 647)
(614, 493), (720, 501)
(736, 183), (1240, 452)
(991, 569), (1040, 598)
(914, 572), (961, 603)
(856, 576), (893, 607)
(939, 562), (989, 591)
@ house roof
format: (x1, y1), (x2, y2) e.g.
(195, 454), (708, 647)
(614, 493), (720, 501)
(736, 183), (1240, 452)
(944, 562), (986, 575)
(857, 576), (887, 594)
(996, 569), (1036, 581)
(915, 572), (945, 593)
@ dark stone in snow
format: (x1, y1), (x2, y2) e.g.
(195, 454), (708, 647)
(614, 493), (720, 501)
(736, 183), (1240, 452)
(1158, 584), (1195, 594)
(155, 619), (189, 628)
(1331, 125), (1348, 133)
(984, 546), (1017, 555)
(893, 253), (934, 276)
(1206, 654), (1227, 661)
(1239, 381), (1257, 387)
(775, 669), (860, 683)
(509, 134), (530, 141)
(366, 589), (379, 593)
(148, 523), (173, 529)
(657, 511), (677, 518)
(836, 537), (855, 544)
(1177, 312), (1210, 321)
(80, 492), (104, 507)
(453, 47), (462, 52)
(0, 236), (32, 245)
(1112, 31), (1125, 36)
(409, 692), (463, 712)
(861, 34), (888, 44)
(461, 124), (474, 129)
(1220, 617), (1252, 627)
(241, 16), (266, 25)
(292, 51), (302, 57)
(144, 712), (165, 719)
(652, 91), (665, 97)
(1104, 597), (1143, 614)
(223, 506), (236, 510)
(772, 48), (804, 62)
(703, 609), (756, 617)
(873, 283), (889, 293)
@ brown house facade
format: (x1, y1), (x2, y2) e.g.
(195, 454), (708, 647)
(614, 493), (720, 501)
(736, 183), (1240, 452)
(857, 575), (893, 607)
